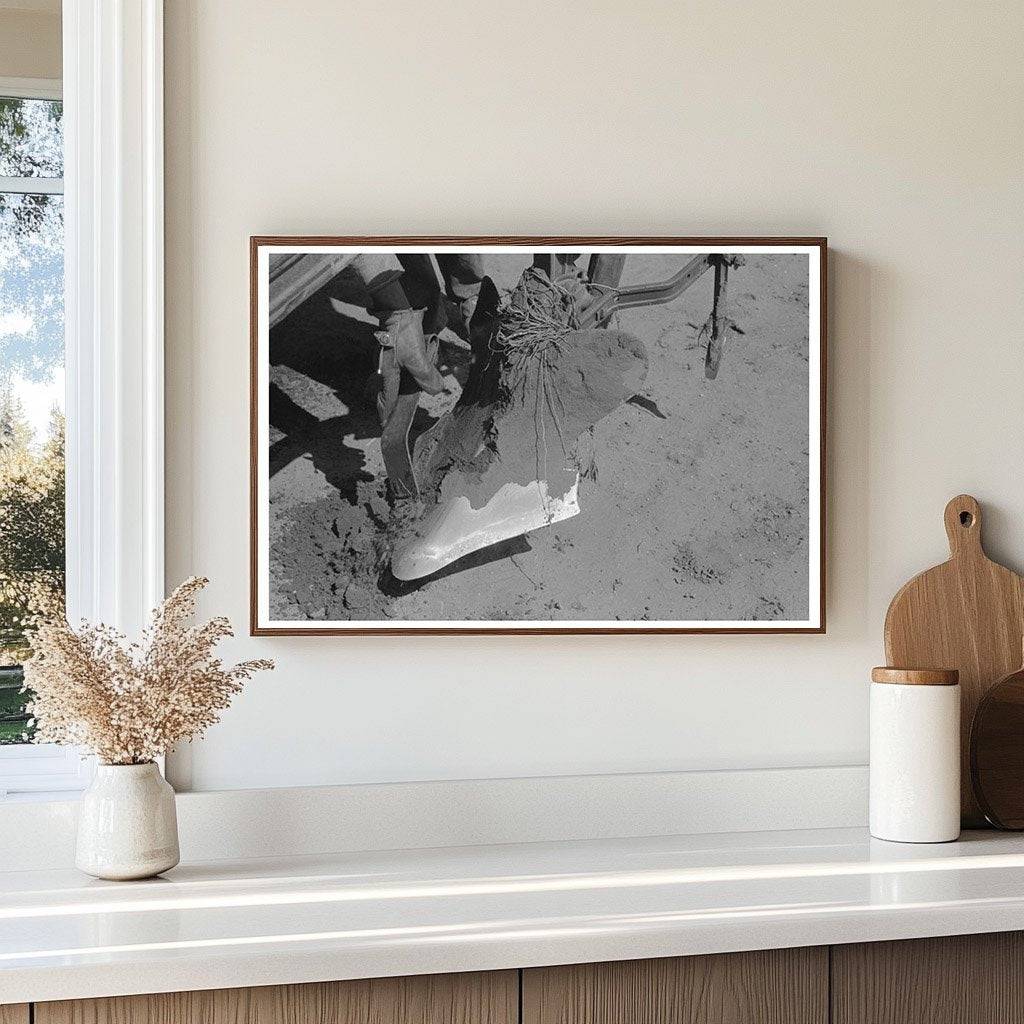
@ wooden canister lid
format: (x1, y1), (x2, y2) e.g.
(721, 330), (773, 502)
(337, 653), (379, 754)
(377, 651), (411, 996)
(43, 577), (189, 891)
(871, 667), (959, 686)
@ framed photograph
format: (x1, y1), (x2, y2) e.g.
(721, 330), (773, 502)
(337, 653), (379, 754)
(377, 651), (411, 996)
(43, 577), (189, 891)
(251, 237), (826, 634)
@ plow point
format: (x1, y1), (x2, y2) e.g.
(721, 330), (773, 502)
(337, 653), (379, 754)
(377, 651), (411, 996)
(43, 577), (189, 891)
(391, 476), (581, 582)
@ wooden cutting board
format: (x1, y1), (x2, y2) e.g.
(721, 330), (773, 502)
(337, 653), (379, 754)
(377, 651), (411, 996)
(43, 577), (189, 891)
(970, 652), (1024, 828)
(884, 494), (1024, 826)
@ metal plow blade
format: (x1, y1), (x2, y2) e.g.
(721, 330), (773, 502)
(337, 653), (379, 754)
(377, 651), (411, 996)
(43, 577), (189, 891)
(391, 476), (580, 581)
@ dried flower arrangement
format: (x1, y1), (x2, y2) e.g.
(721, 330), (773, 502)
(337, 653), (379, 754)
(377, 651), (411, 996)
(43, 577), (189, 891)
(22, 577), (273, 765)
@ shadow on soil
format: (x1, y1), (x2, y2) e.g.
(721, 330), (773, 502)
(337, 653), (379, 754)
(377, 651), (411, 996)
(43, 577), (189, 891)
(378, 535), (533, 597)
(269, 288), (442, 506)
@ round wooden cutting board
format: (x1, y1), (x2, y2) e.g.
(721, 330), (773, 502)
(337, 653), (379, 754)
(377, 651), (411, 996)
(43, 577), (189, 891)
(884, 494), (1024, 826)
(970, 656), (1024, 829)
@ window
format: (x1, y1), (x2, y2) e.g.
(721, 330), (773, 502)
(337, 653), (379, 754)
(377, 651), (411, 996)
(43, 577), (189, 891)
(0, 4), (166, 798)
(0, 80), (82, 796)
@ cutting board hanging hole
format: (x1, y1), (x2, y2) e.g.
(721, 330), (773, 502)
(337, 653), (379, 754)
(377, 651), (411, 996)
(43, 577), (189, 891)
(944, 494), (983, 557)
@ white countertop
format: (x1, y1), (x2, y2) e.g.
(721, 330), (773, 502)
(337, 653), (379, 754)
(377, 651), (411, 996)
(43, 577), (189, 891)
(4, 826), (1024, 1004)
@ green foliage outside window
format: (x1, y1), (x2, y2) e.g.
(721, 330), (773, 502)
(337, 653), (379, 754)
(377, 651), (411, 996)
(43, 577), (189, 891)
(0, 95), (65, 744)
(0, 397), (65, 743)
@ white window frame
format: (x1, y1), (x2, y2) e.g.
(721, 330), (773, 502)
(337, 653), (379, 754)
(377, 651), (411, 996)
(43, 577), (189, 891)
(0, 77), (61, 101)
(0, 75), (82, 796)
(0, 77), (64, 193)
(0, 0), (165, 799)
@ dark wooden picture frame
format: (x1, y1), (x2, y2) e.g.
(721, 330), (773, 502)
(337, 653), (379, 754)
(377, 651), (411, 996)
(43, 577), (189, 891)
(251, 237), (827, 636)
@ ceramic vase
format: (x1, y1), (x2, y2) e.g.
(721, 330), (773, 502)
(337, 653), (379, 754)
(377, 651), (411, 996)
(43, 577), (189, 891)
(76, 762), (180, 880)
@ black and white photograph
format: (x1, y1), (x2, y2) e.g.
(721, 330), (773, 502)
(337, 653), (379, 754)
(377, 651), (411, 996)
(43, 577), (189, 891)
(251, 239), (825, 633)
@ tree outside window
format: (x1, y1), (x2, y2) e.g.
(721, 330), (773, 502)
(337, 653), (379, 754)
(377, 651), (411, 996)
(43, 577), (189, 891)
(0, 94), (65, 744)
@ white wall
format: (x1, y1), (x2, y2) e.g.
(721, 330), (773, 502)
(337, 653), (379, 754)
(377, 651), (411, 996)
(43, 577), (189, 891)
(164, 0), (1024, 792)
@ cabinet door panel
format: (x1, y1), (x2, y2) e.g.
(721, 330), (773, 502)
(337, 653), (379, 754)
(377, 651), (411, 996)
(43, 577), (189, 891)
(0, 1006), (29, 1024)
(36, 970), (517, 1024)
(523, 948), (828, 1024)
(832, 932), (1024, 1024)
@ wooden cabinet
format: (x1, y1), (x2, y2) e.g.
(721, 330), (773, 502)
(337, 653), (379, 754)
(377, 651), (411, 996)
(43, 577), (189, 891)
(522, 948), (828, 1024)
(832, 932), (1024, 1024)
(34, 971), (517, 1024)
(23, 932), (1024, 1024)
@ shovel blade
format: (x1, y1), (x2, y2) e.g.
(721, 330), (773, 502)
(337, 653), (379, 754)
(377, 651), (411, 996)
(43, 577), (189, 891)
(391, 475), (580, 581)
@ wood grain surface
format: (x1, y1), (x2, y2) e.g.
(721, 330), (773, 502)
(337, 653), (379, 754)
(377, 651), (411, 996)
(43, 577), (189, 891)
(522, 948), (828, 1024)
(832, 932), (1024, 1023)
(871, 666), (959, 686)
(884, 494), (1024, 825)
(0, 1006), (29, 1024)
(970, 654), (1024, 827)
(35, 971), (517, 1024)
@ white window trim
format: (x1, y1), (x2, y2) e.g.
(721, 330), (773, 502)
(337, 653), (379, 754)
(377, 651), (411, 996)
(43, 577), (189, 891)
(0, 745), (92, 799)
(64, 0), (164, 635)
(0, 78), (64, 199)
(0, 2), (165, 798)
(0, 76), (61, 101)
(0, 80), (64, 194)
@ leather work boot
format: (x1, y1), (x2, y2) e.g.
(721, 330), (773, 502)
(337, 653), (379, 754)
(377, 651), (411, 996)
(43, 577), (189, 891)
(375, 308), (446, 396)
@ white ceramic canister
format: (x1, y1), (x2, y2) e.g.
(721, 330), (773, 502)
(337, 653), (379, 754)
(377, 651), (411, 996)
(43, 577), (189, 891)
(76, 762), (180, 880)
(869, 667), (961, 843)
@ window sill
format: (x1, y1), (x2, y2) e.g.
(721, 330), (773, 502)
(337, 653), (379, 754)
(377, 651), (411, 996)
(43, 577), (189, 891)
(0, 744), (93, 799)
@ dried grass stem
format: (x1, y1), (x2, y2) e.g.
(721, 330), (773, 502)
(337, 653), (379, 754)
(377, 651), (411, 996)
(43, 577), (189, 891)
(22, 576), (273, 765)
